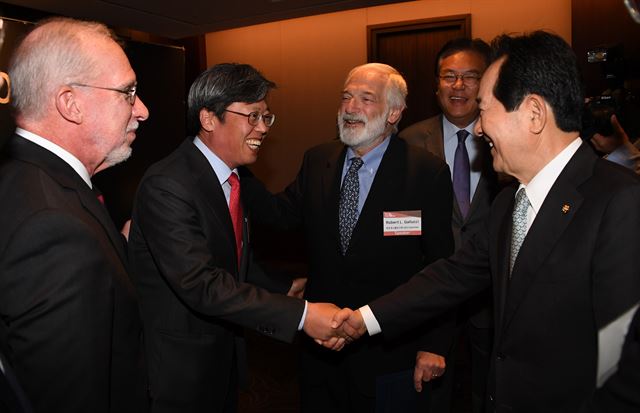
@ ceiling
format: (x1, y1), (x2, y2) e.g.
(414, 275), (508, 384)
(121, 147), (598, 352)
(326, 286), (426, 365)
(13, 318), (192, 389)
(1, 0), (410, 39)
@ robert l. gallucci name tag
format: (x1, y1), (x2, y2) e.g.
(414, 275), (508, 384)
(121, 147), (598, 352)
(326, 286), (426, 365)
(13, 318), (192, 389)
(383, 210), (422, 236)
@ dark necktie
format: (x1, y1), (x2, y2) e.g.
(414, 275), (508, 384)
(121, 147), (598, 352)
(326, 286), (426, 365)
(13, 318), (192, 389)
(92, 185), (105, 205)
(338, 157), (364, 255)
(228, 172), (243, 266)
(453, 129), (471, 218)
(509, 188), (530, 276)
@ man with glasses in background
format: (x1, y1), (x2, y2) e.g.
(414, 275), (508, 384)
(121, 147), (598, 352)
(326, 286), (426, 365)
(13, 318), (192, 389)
(399, 38), (499, 413)
(0, 17), (149, 413)
(128, 63), (344, 413)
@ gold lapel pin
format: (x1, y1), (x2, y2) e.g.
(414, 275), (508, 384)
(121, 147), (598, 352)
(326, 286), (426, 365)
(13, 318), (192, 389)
(561, 204), (570, 214)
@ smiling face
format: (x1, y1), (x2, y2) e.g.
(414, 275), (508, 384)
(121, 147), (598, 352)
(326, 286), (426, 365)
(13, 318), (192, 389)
(436, 50), (486, 128)
(338, 68), (399, 155)
(207, 100), (270, 169)
(474, 59), (533, 180)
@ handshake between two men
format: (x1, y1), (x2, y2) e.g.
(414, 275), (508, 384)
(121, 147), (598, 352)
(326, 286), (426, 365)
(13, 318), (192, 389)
(302, 303), (368, 351)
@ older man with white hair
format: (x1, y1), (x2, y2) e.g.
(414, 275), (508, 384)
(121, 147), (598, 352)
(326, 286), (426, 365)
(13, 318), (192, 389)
(244, 62), (455, 412)
(0, 17), (149, 413)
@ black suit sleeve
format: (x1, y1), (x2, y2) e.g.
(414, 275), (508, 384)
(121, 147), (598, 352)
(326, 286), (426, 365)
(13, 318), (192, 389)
(371, 219), (492, 340)
(131, 174), (304, 342)
(241, 160), (304, 231)
(415, 160), (456, 356)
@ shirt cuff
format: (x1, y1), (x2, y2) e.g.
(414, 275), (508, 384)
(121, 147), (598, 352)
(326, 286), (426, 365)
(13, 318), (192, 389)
(606, 144), (635, 170)
(359, 305), (381, 336)
(298, 300), (308, 331)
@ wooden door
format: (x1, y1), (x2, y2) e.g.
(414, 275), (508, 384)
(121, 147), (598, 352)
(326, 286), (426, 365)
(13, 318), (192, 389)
(368, 15), (470, 131)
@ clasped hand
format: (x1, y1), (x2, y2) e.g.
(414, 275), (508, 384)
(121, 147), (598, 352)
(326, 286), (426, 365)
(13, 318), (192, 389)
(302, 303), (368, 351)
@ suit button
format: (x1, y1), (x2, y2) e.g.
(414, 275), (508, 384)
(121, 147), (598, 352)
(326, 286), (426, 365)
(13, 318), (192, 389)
(489, 394), (494, 402)
(460, 225), (467, 233)
(496, 353), (505, 361)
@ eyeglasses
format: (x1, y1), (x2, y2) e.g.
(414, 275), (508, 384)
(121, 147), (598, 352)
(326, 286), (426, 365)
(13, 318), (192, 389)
(224, 109), (276, 127)
(70, 83), (138, 105)
(439, 73), (481, 87)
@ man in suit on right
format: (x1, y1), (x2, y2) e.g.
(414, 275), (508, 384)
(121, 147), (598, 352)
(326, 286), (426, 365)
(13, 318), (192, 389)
(336, 31), (640, 412)
(399, 38), (497, 413)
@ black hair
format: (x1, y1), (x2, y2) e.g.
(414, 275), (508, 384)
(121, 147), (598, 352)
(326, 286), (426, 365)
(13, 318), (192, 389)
(434, 37), (491, 75)
(186, 63), (276, 136)
(490, 31), (584, 132)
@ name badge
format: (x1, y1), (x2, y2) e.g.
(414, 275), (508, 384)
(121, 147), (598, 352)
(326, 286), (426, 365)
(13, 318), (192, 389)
(383, 210), (422, 236)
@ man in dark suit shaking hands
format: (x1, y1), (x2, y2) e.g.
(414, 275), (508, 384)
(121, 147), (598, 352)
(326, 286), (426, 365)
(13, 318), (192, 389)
(399, 38), (497, 413)
(128, 63), (343, 413)
(337, 31), (640, 413)
(0, 17), (150, 413)
(243, 63), (455, 412)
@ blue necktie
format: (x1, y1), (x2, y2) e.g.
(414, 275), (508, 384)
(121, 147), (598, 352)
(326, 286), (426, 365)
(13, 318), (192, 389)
(453, 129), (471, 218)
(339, 157), (364, 255)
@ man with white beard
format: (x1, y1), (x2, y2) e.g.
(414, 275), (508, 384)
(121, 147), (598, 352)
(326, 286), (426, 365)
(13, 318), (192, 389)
(244, 63), (455, 413)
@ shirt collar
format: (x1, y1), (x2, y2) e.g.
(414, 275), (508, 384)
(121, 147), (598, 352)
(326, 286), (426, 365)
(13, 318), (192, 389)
(442, 116), (477, 144)
(193, 135), (236, 184)
(345, 134), (391, 166)
(15, 127), (92, 188)
(518, 138), (583, 214)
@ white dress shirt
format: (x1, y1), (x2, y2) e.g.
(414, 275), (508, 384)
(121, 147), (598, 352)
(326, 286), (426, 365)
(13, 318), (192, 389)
(15, 127), (92, 188)
(361, 138), (583, 335)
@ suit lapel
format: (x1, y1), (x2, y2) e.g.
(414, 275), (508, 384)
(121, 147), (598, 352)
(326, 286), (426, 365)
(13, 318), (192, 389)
(77, 184), (129, 266)
(501, 144), (593, 330)
(494, 186), (517, 335)
(348, 136), (402, 251)
(424, 116), (466, 224)
(424, 115), (446, 160)
(182, 141), (239, 268)
(323, 144), (348, 250)
(8, 136), (128, 267)
(467, 139), (495, 218)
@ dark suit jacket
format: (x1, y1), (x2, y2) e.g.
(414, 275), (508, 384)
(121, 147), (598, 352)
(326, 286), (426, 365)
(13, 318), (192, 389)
(128, 138), (305, 413)
(399, 115), (498, 328)
(245, 136), (455, 394)
(0, 136), (147, 413)
(0, 349), (33, 413)
(368, 143), (640, 412)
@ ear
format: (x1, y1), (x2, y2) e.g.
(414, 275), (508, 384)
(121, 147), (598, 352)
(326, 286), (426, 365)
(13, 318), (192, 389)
(386, 107), (403, 125)
(55, 86), (82, 124)
(524, 94), (547, 134)
(199, 108), (216, 132)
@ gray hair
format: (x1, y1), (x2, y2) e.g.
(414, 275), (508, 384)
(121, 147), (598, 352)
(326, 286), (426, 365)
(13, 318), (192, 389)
(345, 63), (408, 112)
(9, 17), (117, 120)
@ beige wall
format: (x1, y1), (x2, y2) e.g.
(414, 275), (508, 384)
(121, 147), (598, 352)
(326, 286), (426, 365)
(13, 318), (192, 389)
(205, 0), (571, 190)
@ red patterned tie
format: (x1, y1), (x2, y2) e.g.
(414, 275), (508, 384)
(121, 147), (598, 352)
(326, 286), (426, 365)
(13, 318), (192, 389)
(228, 172), (243, 266)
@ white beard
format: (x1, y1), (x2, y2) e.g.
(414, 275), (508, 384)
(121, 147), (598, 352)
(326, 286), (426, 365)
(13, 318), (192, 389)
(103, 144), (132, 167)
(338, 109), (389, 150)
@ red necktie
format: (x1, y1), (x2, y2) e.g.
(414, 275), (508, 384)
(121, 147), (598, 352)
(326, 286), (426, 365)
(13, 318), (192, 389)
(228, 172), (243, 266)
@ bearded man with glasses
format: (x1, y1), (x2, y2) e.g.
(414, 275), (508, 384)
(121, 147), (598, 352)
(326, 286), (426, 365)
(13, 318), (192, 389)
(241, 62), (455, 413)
